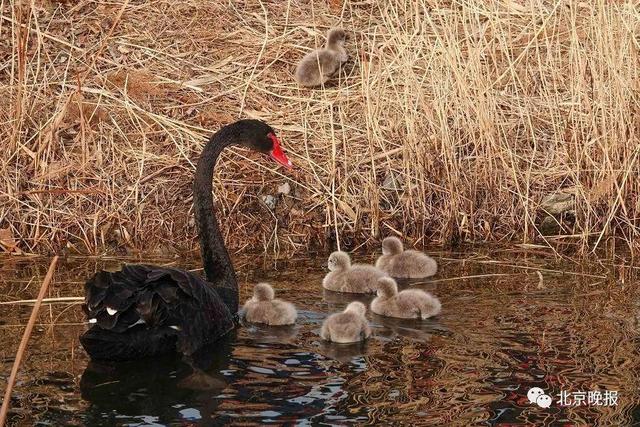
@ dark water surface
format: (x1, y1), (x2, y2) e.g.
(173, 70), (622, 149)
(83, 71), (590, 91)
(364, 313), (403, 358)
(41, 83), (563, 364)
(1, 251), (639, 426)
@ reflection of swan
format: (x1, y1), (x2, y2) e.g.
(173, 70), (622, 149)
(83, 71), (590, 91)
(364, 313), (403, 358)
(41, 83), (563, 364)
(321, 288), (374, 311)
(240, 322), (299, 343)
(370, 314), (450, 341)
(317, 340), (368, 363)
(393, 278), (438, 289)
(80, 333), (235, 423)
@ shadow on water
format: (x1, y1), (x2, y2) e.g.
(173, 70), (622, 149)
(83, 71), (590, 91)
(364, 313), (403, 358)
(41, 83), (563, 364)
(317, 340), (369, 364)
(371, 314), (451, 342)
(1, 253), (640, 425)
(322, 288), (374, 309)
(79, 310), (367, 425)
(239, 317), (300, 343)
(80, 334), (235, 425)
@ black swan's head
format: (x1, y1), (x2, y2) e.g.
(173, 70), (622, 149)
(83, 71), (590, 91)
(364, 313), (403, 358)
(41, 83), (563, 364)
(232, 119), (293, 169)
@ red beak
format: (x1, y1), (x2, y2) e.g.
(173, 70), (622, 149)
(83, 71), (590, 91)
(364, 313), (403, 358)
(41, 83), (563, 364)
(268, 133), (293, 169)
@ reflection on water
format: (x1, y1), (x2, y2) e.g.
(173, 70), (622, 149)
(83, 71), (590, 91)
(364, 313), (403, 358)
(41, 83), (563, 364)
(1, 252), (639, 425)
(80, 336), (233, 425)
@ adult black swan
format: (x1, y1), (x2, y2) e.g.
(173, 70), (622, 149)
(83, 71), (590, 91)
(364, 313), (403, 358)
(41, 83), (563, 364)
(80, 120), (293, 360)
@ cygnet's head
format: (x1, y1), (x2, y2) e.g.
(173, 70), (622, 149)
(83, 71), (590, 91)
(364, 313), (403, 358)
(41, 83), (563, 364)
(381, 236), (404, 255)
(327, 251), (351, 271)
(344, 301), (366, 317)
(376, 277), (398, 298)
(253, 283), (275, 301)
(327, 28), (347, 45)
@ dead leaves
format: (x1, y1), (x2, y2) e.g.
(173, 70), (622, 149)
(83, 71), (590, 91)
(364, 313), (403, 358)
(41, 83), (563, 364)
(105, 69), (170, 100)
(0, 227), (22, 255)
(329, 0), (342, 12)
(64, 92), (107, 126)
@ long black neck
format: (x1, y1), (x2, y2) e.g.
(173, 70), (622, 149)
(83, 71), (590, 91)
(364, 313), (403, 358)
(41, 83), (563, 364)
(193, 126), (239, 313)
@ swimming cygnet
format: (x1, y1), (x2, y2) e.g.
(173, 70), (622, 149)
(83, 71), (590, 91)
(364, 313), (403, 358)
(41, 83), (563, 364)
(295, 28), (348, 87)
(322, 251), (387, 294)
(375, 236), (438, 279)
(371, 277), (441, 320)
(320, 301), (371, 343)
(243, 283), (297, 326)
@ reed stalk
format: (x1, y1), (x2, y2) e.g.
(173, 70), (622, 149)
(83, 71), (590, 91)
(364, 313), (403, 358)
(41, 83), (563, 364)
(0, 256), (59, 427)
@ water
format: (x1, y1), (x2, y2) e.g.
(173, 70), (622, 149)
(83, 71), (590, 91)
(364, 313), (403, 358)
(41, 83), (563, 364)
(1, 251), (639, 425)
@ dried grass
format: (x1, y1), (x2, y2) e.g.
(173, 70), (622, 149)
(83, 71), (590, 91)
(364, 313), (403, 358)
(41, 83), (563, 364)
(0, 0), (639, 257)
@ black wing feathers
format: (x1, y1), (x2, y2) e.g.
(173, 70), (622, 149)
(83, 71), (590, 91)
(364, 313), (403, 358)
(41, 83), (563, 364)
(81, 264), (235, 360)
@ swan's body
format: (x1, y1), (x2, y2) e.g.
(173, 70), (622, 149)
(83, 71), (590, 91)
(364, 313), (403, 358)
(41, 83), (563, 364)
(371, 277), (441, 319)
(81, 120), (292, 360)
(375, 237), (438, 279)
(243, 283), (297, 326)
(295, 28), (348, 87)
(81, 266), (234, 360)
(320, 302), (371, 343)
(322, 251), (387, 294)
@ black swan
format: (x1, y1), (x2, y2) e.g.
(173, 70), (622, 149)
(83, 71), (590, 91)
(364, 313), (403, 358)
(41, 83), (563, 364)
(80, 120), (293, 360)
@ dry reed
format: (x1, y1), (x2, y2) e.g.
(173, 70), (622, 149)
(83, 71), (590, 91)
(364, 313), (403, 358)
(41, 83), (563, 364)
(0, 1), (638, 257)
(0, 256), (58, 426)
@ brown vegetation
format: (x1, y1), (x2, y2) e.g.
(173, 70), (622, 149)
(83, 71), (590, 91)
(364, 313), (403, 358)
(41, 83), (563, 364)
(0, 1), (638, 256)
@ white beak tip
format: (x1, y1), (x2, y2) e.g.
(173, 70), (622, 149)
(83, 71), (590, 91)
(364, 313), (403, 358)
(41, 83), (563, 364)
(89, 318), (97, 324)
(106, 307), (117, 316)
